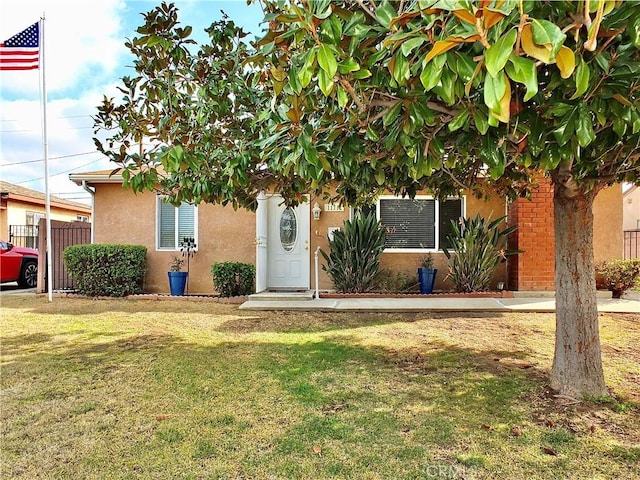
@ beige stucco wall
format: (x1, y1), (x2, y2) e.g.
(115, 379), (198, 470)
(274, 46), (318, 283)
(308, 189), (508, 292)
(88, 181), (621, 295)
(593, 184), (623, 261)
(92, 183), (255, 294)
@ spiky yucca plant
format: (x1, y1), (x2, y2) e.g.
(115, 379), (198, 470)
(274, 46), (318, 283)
(443, 215), (518, 293)
(321, 213), (386, 293)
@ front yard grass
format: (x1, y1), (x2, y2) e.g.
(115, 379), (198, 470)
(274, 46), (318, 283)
(1, 296), (638, 479)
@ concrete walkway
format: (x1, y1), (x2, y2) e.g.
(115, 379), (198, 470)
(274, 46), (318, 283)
(240, 291), (640, 313)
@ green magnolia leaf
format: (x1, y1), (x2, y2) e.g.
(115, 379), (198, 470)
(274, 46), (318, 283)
(351, 68), (372, 79)
(289, 65), (302, 94)
(552, 107), (577, 146)
(531, 19), (566, 60)
(473, 108), (489, 135)
(344, 11), (366, 36)
(576, 105), (595, 147)
(298, 48), (317, 88)
(391, 54), (410, 84)
(420, 55), (445, 91)
(318, 44), (338, 77)
(337, 85), (349, 108)
(448, 107), (470, 132)
(546, 103), (572, 117)
(401, 36), (426, 57)
(455, 52), (476, 83)
(320, 15), (342, 45)
(317, 68), (334, 96)
(505, 55), (538, 101)
(540, 146), (561, 170)
(313, 0), (332, 19)
(571, 58), (590, 99)
(366, 126), (379, 141)
(382, 101), (403, 127)
(485, 29), (517, 77)
(483, 71), (507, 114)
(433, 68), (456, 105)
(376, 0), (397, 28)
(480, 136), (506, 178)
(338, 57), (360, 74)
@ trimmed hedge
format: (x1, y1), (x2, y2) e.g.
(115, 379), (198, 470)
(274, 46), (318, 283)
(63, 244), (147, 297)
(595, 258), (640, 298)
(211, 262), (255, 297)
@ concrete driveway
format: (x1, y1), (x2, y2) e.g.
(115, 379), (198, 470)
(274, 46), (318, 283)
(0, 282), (36, 296)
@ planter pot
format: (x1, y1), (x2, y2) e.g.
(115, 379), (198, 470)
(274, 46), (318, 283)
(418, 267), (438, 294)
(168, 271), (188, 296)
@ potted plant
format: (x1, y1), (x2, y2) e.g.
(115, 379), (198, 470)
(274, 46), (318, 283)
(418, 253), (438, 294)
(167, 256), (188, 296)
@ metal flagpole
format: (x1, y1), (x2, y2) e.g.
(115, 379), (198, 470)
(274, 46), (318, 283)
(40, 14), (53, 302)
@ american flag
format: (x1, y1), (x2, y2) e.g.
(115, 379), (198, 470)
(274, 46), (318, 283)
(0, 22), (39, 71)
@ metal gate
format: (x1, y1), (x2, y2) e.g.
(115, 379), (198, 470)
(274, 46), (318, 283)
(9, 225), (39, 249)
(37, 219), (91, 292)
(624, 230), (640, 259)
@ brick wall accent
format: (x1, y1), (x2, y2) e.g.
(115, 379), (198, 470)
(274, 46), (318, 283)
(508, 179), (555, 291)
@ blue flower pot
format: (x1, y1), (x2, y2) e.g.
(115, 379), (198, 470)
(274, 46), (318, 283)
(168, 271), (188, 296)
(418, 267), (438, 294)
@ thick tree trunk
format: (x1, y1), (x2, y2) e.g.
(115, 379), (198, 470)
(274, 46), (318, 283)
(551, 184), (607, 397)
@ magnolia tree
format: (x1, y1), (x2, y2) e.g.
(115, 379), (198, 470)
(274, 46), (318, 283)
(251, 0), (640, 397)
(93, 3), (309, 209)
(94, 1), (640, 397)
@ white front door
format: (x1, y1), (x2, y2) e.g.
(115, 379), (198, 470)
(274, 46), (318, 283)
(267, 196), (310, 290)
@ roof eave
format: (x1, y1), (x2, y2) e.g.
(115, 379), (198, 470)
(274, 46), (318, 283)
(69, 172), (124, 186)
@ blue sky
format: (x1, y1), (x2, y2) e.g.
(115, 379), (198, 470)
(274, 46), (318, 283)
(0, 0), (265, 204)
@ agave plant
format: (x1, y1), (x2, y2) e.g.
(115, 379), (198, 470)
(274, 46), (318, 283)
(443, 214), (519, 293)
(321, 212), (386, 293)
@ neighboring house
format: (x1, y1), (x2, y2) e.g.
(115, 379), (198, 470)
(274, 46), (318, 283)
(69, 170), (622, 295)
(622, 184), (640, 258)
(623, 185), (640, 231)
(0, 181), (92, 248)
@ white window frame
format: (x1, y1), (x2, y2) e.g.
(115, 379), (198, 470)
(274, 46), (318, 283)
(155, 196), (198, 251)
(353, 195), (466, 253)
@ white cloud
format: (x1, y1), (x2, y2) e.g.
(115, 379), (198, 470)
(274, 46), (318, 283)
(0, 0), (129, 96)
(1, 0), (265, 204)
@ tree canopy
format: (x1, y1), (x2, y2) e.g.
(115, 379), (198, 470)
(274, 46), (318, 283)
(252, 0), (640, 205)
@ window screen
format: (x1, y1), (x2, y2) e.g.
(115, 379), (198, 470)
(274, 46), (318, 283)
(379, 198), (436, 249)
(365, 196), (463, 250)
(157, 197), (196, 250)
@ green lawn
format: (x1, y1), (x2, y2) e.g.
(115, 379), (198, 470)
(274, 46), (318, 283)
(1, 296), (638, 479)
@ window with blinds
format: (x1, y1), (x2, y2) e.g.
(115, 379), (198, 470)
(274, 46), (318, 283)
(157, 197), (197, 250)
(366, 196), (463, 251)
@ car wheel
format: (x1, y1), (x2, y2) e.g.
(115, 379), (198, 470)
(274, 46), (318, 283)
(18, 260), (38, 288)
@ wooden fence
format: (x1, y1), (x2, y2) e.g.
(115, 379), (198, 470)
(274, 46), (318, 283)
(37, 219), (91, 292)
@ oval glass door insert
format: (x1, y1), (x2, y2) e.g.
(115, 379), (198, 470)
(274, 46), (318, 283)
(280, 207), (297, 251)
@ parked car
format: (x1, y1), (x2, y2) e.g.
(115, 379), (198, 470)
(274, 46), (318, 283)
(0, 240), (38, 288)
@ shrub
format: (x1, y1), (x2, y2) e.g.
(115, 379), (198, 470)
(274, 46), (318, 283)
(211, 262), (255, 297)
(443, 214), (518, 293)
(595, 259), (640, 298)
(63, 244), (146, 297)
(321, 212), (386, 293)
(372, 269), (417, 293)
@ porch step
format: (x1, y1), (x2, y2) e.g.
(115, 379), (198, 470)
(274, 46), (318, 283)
(248, 291), (314, 302)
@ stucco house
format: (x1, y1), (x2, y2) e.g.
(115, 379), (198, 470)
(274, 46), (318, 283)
(69, 170), (622, 295)
(1, 180), (92, 248)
